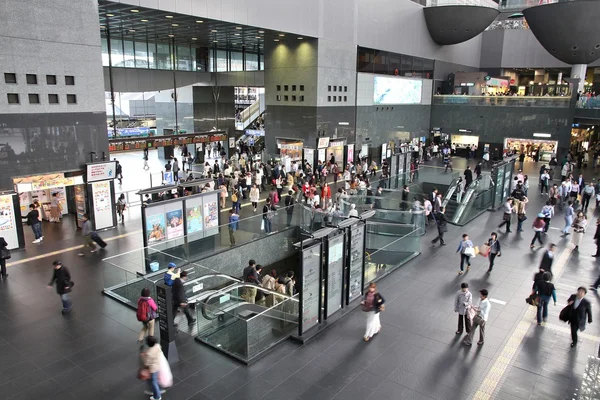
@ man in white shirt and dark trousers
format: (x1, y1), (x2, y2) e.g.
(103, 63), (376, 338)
(463, 289), (491, 346)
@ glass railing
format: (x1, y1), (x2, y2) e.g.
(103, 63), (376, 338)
(486, 20), (529, 31)
(450, 177), (495, 225)
(196, 285), (299, 362)
(577, 96), (600, 109)
(426, 0), (499, 7)
(498, 0), (564, 11)
(433, 95), (571, 108)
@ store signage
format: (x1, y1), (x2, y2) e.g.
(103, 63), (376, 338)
(348, 224), (365, 303)
(317, 137), (330, 148)
(87, 162), (116, 183)
(329, 140), (345, 148)
(300, 243), (321, 335)
(533, 133), (552, 138)
(31, 176), (81, 191)
(193, 283), (204, 293)
(244, 129), (265, 136)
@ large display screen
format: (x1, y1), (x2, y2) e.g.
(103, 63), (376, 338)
(373, 76), (422, 105)
(326, 235), (344, 318)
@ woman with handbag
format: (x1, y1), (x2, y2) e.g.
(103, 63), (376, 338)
(571, 211), (587, 251)
(0, 237), (9, 279)
(486, 232), (501, 273)
(534, 272), (556, 326)
(516, 197), (529, 232)
(140, 336), (164, 400)
(456, 233), (475, 275)
(361, 282), (385, 342)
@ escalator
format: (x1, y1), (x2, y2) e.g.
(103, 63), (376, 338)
(444, 177), (494, 226)
(235, 96), (265, 131)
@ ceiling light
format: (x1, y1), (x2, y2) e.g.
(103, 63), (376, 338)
(274, 39), (280, 42)
(297, 37), (303, 39)
(533, 133), (551, 138)
(130, 9), (139, 12)
(256, 36), (260, 39)
(231, 43), (237, 45)
(213, 40), (218, 43)
(196, 20), (203, 23)
(211, 29), (217, 32)
(234, 33), (240, 36)
(100, 25), (105, 29)
(172, 23), (178, 27)
(191, 37), (197, 40)
(168, 34), (174, 37)
(236, 27), (242, 30)
(165, 15), (173, 18)
(278, 34), (285, 37)
(141, 19), (148, 22)
(106, 13), (114, 16)
(129, 29), (135, 32)
(258, 30), (264, 34)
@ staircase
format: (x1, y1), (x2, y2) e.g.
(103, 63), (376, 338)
(235, 95), (266, 131)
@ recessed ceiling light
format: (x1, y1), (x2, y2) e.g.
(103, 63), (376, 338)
(130, 9), (139, 12)
(168, 34), (175, 37)
(191, 37), (197, 40)
(141, 19), (148, 22)
(196, 20), (203, 23)
(232, 43), (237, 45)
(236, 27), (242, 30)
(211, 29), (217, 32)
(100, 25), (105, 29)
(213, 40), (218, 43)
(234, 33), (240, 36)
(106, 13), (114, 16)
(274, 39), (280, 42)
(255, 36), (260, 39)
(297, 37), (303, 39)
(258, 30), (264, 34)
(278, 34), (285, 37)
(172, 23), (179, 27)
(129, 29), (136, 32)
(165, 15), (173, 18)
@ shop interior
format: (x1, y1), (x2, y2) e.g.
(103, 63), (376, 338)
(277, 139), (303, 171)
(503, 138), (558, 162)
(451, 134), (480, 157)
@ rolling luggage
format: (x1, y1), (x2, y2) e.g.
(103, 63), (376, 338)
(91, 232), (107, 248)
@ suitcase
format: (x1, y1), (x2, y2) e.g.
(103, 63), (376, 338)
(91, 232), (107, 248)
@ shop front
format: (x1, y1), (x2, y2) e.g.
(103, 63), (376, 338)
(451, 132), (480, 158)
(504, 137), (558, 162)
(277, 138), (303, 171)
(0, 191), (25, 250)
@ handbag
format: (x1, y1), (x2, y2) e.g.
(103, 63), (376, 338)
(503, 213), (511, 221)
(137, 368), (150, 381)
(479, 244), (491, 257)
(0, 248), (11, 260)
(559, 304), (572, 322)
(525, 293), (539, 307)
(517, 214), (527, 222)
(157, 352), (173, 388)
(466, 305), (477, 321)
(463, 247), (475, 257)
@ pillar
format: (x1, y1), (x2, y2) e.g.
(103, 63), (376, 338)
(571, 64), (587, 93)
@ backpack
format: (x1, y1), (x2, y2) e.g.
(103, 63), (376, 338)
(163, 272), (175, 286)
(137, 298), (151, 322)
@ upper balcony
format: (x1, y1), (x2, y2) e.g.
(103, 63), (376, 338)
(433, 94), (572, 107)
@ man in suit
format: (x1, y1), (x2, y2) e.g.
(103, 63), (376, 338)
(539, 243), (556, 276)
(567, 287), (592, 348)
(430, 189), (438, 205)
(464, 166), (473, 189)
(577, 174), (585, 194)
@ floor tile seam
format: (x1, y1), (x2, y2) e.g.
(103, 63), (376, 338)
(470, 246), (574, 400)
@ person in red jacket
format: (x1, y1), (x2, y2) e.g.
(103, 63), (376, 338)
(321, 182), (332, 203)
(530, 213), (546, 249)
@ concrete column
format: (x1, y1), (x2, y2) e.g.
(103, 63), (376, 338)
(571, 64), (587, 93)
(557, 72), (563, 85)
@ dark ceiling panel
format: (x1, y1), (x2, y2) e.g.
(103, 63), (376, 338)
(97, 0), (310, 51)
(523, 1), (600, 65)
(424, 5), (500, 46)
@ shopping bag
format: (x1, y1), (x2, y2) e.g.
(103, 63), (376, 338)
(261, 219), (265, 231)
(479, 244), (491, 257)
(466, 305), (477, 321)
(157, 352), (173, 388)
(463, 247), (475, 257)
(473, 246), (480, 256)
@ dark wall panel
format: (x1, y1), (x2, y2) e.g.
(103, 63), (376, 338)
(316, 106), (356, 145)
(0, 112), (107, 190)
(356, 105), (431, 147)
(193, 86), (235, 135)
(480, 30), (505, 69)
(264, 105), (317, 155)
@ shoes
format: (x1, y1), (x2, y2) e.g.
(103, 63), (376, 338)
(543, 318), (547, 322)
(477, 341), (484, 346)
(571, 342), (576, 348)
(78, 252), (84, 257)
(455, 331), (462, 335)
(592, 255), (599, 258)
(466, 266), (471, 271)
(188, 318), (197, 325)
(507, 230), (512, 233)
(90, 249), (97, 253)
(363, 336), (370, 342)
(590, 287), (597, 292)
(440, 242), (446, 246)
(458, 271), (464, 275)
(487, 269), (491, 273)
(574, 246), (579, 251)
(463, 341), (472, 346)
(32, 239), (41, 244)
(1, 274), (7, 279)
(530, 244), (535, 249)
(40, 236), (43, 241)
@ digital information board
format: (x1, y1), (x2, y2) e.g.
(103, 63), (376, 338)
(348, 224), (366, 303)
(326, 235), (344, 318)
(300, 243), (321, 335)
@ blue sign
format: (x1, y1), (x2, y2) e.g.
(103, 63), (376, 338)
(244, 129), (265, 137)
(164, 171), (174, 184)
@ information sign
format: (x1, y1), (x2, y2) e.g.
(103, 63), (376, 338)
(300, 243), (321, 334)
(348, 224), (366, 302)
(326, 235), (344, 318)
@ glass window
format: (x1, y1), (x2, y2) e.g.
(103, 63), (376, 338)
(26, 74), (37, 84)
(156, 43), (171, 70)
(357, 47), (374, 73)
(401, 55), (412, 76)
(412, 57), (423, 77)
(246, 52), (258, 71)
(110, 38), (124, 67)
(135, 41), (148, 69)
(230, 51), (243, 71)
(123, 40), (135, 68)
(101, 38), (109, 66)
(177, 46), (192, 71)
(373, 50), (387, 74)
(423, 58), (434, 79)
(215, 50), (228, 72)
(389, 54), (401, 75)
(260, 57), (264, 71)
(148, 42), (157, 69)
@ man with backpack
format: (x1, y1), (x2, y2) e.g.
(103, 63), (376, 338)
(263, 198), (275, 233)
(137, 287), (158, 344)
(285, 190), (295, 227)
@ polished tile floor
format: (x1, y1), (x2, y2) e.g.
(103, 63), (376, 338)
(1, 159), (599, 400)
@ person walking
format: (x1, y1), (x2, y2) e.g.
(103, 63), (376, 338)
(534, 272), (556, 326)
(530, 213), (546, 249)
(456, 234), (474, 275)
(540, 169), (550, 195)
(454, 282), (473, 335)
(50, 192), (62, 223)
(23, 204), (43, 243)
(249, 184), (260, 212)
(561, 200), (574, 236)
(571, 211), (587, 251)
(463, 289), (490, 346)
(141, 336), (163, 400)
(582, 181), (595, 213)
(171, 271), (195, 326)
(0, 237), (8, 279)
(228, 209), (239, 247)
(116, 193), (126, 224)
(262, 198), (275, 233)
(242, 260), (261, 303)
(541, 201), (554, 234)
(284, 190), (295, 227)
(47, 261), (73, 314)
(78, 214), (97, 256)
(487, 232), (501, 273)
(464, 166), (473, 189)
(516, 197), (529, 233)
(137, 288), (158, 344)
(115, 160), (123, 185)
(592, 217), (600, 257)
(431, 209), (448, 246)
(539, 243), (556, 276)
(143, 147), (149, 170)
(361, 282), (385, 342)
(498, 198), (514, 233)
(566, 287), (592, 347)
(549, 184), (559, 207)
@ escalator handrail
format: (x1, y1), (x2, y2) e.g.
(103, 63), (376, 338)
(183, 273), (242, 288)
(441, 177), (458, 209)
(201, 283), (298, 320)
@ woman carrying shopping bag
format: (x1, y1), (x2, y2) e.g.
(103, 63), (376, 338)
(140, 336), (172, 400)
(361, 282), (385, 342)
(456, 234), (475, 275)
(571, 211), (587, 251)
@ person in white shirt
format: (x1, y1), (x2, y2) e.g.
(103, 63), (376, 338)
(463, 289), (491, 346)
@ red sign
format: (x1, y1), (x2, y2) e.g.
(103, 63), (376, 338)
(510, 79), (516, 85)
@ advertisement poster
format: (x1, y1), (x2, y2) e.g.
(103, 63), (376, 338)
(326, 235), (344, 318)
(164, 171), (174, 185)
(74, 185), (87, 228)
(203, 200), (218, 229)
(146, 213), (166, 243)
(93, 181), (110, 212)
(186, 203), (203, 234)
(166, 209), (184, 239)
(87, 161), (116, 182)
(0, 196), (15, 231)
(301, 243), (321, 335)
(348, 224), (365, 302)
